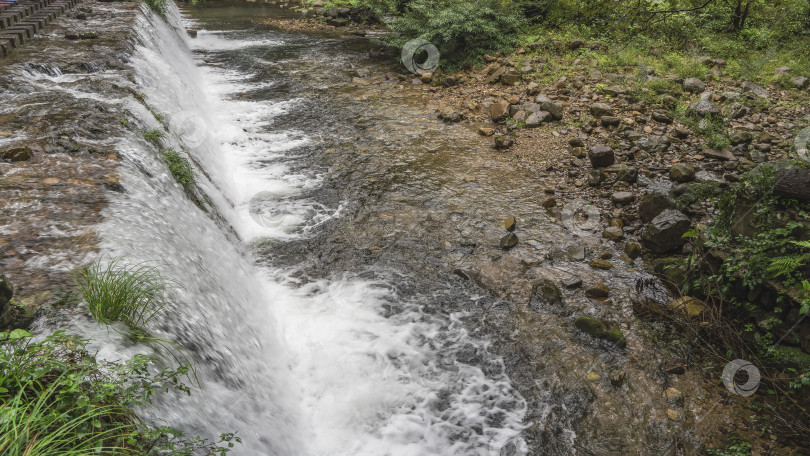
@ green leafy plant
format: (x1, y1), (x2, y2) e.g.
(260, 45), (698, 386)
(163, 148), (196, 192)
(142, 129), (164, 146)
(0, 330), (240, 455)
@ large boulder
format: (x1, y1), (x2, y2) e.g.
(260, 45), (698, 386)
(490, 100), (510, 121)
(669, 163), (696, 182)
(642, 209), (691, 254)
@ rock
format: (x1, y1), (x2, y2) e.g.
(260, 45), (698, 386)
(590, 103), (613, 118)
(484, 66), (507, 84)
(438, 111), (463, 123)
(0, 146), (33, 162)
(326, 18), (348, 27)
(78, 31), (98, 39)
(683, 78), (706, 93)
(668, 296), (707, 317)
(494, 136), (514, 149)
(502, 216), (516, 231)
(662, 387), (684, 405)
(742, 81), (769, 98)
(617, 167), (638, 183)
(588, 170), (605, 186)
(726, 102), (749, 119)
(533, 278), (563, 305)
(585, 282), (610, 298)
(186, 29), (198, 38)
(562, 277), (583, 289)
(540, 195), (556, 208)
(638, 192), (673, 222)
(588, 145), (614, 168)
(525, 111), (553, 127)
(535, 95), (564, 120)
(641, 209), (691, 254)
(601, 116), (621, 127)
(588, 259), (613, 270)
(65, 31), (80, 40)
(702, 148), (735, 161)
(669, 163), (695, 182)
(791, 76), (809, 89)
(729, 131), (753, 145)
(666, 409), (684, 421)
(568, 39), (585, 49)
(500, 232), (519, 249)
(688, 100), (721, 117)
(500, 70), (521, 86)
(611, 192), (635, 204)
(479, 127), (496, 136)
(636, 135), (670, 154)
(602, 226), (624, 241)
(490, 100), (510, 121)
(651, 110), (673, 124)
(421, 72), (433, 83)
(574, 316), (627, 348)
(624, 241), (642, 259)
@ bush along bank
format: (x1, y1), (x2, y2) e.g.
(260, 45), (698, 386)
(0, 261), (241, 455)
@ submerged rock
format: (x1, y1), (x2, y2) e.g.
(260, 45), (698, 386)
(574, 316), (627, 348)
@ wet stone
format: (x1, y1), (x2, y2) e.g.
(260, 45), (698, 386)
(500, 232), (519, 249)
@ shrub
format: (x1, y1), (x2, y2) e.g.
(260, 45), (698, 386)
(375, 0), (526, 68)
(163, 148), (195, 192)
(143, 0), (168, 19)
(0, 329), (240, 455)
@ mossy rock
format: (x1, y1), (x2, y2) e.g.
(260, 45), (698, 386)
(653, 257), (687, 289)
(574, 316), (627, 348)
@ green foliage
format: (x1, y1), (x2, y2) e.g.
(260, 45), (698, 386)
(371, 0), (526, 68)
(142, 129), (163, 146)
(0, 330), (240, 455)
(707, 437), (752, 456)
(143, 0), (168, 19)
(163, 148), (195, 192)
(74, 258), (172, 332)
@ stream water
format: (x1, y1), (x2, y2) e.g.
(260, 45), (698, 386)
(75, 3), (526, 455)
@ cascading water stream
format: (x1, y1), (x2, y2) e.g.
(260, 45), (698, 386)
(31, 3), (528, 455)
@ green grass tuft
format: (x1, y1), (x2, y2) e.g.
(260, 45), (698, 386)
(162, 148), (195, 191)
(73, 258), (172, 332)
(142, 129), (163, 145)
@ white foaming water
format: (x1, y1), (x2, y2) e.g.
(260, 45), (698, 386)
(42, 4), (528, 455)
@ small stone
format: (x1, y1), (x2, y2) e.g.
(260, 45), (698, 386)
(666, 409), (684, 421)
(688, 100), (721, 117)
(667, 296), (707, 317)
(535, 95), (564, 120)
(500, 70), (521, 86)
(611, 192), (635, 204)
(500, 232), (519, 249)
(494, 136), (514, 149)
(662, 387), (684, 405)
(562, 277), (583, 289)
(585, 282), (610, 298)
(641, 209), (691, 254)
(588, 259), (613, 270)
(651, 110), (673, 124)
(602, 226), (624, 241)
(791, 76), (809, 89)
(540, 195), (556, 208)
(683, 78), (706, 93)
(490, 101), (510, 121)
(590, 103), (613, 118)
(586, 371), (601, 381)
(479, 127), (496, 136)
(624, 241), (642, 259)
(421, 72), (433, 83)
(525, 111), (553, 127)
(601, 116), (621, 127)
(533, 278), (563, 305)
(0, 146), (33, 162)
(742, 81), (769, 98)
(588, 145), (614, 168)
(502, 216), (516, 231)
(669, 163), (695, 182)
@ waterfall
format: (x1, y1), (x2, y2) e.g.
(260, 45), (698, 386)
(33, 3), (528, 455)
